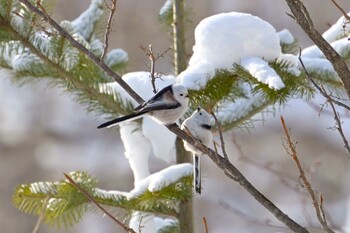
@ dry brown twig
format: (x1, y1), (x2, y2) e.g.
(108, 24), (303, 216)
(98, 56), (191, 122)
(202, 216), (209, 233)
(280, 116), (335, 233)
(330, 0), (350, 21)
(210, 110), (229, 161)
(20, 1), (309, 232)
(140, 44), (171, 93)
(64, 173), (136, 233)
(101, 0), (117, 60)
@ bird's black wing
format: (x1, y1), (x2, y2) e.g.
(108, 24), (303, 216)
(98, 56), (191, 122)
(134, 85), (173, 111)
(134, 85), (179, 114)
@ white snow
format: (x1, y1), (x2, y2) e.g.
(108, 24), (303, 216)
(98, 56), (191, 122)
(104, 49), (129, 67)
(128, 163), (192, 199)
(178, 12), (294, 91)
(241, 57), (285, 89)
(159, 0), (173, 17)
(322, 12), (350, 43)
(119, 121), (152, 185)
(277, 29), (295, 44)
(148, 163), (192, 192)
(71, 0), (104, 40)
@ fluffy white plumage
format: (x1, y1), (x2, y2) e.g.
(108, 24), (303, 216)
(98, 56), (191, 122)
(98, 84), (189, 128)
(181, 107), (213, 194)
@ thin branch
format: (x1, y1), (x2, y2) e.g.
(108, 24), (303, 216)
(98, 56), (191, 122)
(280, 116), (334, 233)
(298, 51), (350, 155)
(140, 44), (171, 93)
(202, 216), (209, 233)
(220, 200), (290, 230)
(330, 0), (350, 21)
(298, 48), (350, 111)
(210, 110), (229, 161)
(64, 173), (136, 233)
(101, 0), (117, 60)
(285, 0), (350, 98)
(19, 0), (144, 104)
(321, 86), (350, 155)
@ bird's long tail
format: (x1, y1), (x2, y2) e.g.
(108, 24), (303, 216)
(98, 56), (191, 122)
(97, 112), (144, 129)
(193, 153), (201, 194)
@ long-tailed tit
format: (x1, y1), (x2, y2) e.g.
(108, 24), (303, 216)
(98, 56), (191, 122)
(181, 107), (212, 194)
(97, 84), (189, 128)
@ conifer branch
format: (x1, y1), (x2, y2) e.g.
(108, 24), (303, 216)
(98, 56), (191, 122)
(18, 0), (144, 104)
(64, 173), (136, 233)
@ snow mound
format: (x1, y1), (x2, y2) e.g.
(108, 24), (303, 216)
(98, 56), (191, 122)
(179, 12), (297, 90)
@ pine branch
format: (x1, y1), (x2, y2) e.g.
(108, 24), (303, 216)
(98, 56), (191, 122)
(13, 171), (193, 228)
(18, 0), (144, 104)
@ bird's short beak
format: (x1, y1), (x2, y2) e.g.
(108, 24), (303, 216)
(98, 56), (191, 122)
(197, 106), (201, 111)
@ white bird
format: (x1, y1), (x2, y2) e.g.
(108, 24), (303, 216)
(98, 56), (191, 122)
(181, 107), (212, 194)
(98, 84), (189, 128)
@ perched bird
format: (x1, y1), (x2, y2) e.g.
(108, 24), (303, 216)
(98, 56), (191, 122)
(97, 84), (189, 128)
(181, 107), (212, 194)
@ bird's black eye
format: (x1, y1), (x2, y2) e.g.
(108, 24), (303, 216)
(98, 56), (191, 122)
(180, 94), (183, 96)
(199, 112), (202, 115)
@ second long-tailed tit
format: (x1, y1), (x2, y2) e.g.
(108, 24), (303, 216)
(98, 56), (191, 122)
(98, 84), (189, 128)
(181, 107), (212, 194)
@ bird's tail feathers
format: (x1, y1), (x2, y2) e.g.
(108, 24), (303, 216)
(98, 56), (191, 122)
(193, 154), (201, 194)
(97, 112), (144, 129)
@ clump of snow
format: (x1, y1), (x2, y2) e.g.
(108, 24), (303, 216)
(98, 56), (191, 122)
(119, 121), (152, 185)
(277, 29), (295, 44)
(322, 12), (350, 43)
(104, 49), (129, 68)
(178, 12), (296, 90)
(241, 57), (285, 89)
(159, 0), (173, 17)
(128, 163), (192, 199)
(302, 37), (350, 59)
(71, 0), (104, 40)
(148, 163), (192, 192)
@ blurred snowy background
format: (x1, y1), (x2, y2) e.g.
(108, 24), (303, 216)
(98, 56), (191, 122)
(1, 0), (350, 232)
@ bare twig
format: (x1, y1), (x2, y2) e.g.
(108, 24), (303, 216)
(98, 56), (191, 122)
(298, 48), (350, 111)
(19, 0), (144, 104)
(330, 0), (350, 21)
(64, 173), (136, 233)
(140, 44), (171, 93)
(280, 116), (334, 233)
(202, 216), (209, 233)
(220, 200), (289, 230)
(321, 86), (350, 155)
(101, 0), (117, 60)
(21, 2), (309, 232)
(298, 51), (350, 155)
(285, 0), (350, 98)
(210, 110), (229, 161)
